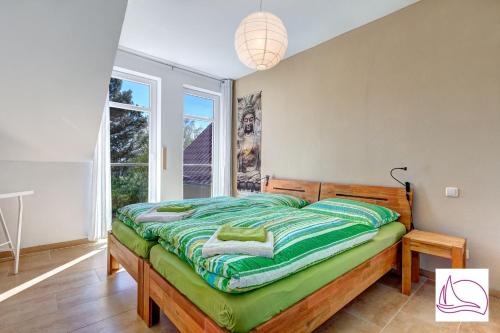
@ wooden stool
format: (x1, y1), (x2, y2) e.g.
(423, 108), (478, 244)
(402, 229), (466, 295)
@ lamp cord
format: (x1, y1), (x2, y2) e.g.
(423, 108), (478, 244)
(259, 0), (263, 11)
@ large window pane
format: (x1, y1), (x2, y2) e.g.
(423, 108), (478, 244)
(110, 107), (149, 163)
(111, 165), (148, 214)
(109, 78), (150, 108)
(184, 94), (214, 118)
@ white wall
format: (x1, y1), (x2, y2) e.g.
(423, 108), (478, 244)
(0, 161), (92, 247)
(0, 0), (127, 247)
(114, 49), (222, 200)
(0, 0), (127, 162)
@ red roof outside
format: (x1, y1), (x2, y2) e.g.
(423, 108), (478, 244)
(183, 123), (212, 185)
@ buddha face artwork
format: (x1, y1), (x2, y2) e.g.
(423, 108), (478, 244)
(237, 91), (262, 192)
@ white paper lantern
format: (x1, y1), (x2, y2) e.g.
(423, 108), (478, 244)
(235, 11), (288, 71)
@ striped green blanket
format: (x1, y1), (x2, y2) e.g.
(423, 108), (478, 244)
(116, 196), (234, 240)
(116, 193), (310, 240)
(157, 206), (378, 293)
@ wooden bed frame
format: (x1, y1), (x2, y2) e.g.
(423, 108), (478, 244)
(106, 178), (324, 321)
(107, 232), (146, 317)
(142, 179), (413, 332)
(261, 178), (321, 203)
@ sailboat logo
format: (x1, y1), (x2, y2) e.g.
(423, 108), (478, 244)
(436, 275), (489, 315)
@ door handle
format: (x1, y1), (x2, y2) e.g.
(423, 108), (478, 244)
(162, 147), (167, 171)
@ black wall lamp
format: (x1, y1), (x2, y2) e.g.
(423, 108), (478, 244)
(390, 167), (410, 194)
(390, 167), (413, 227)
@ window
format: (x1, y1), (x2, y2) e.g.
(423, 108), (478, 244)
(183, 90), (219, 199)
(109, 70), (159, 214)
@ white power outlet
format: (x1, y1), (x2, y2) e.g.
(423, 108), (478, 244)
(445, 187), (459, 198)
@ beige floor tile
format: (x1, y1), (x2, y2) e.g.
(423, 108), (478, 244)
(315, 309), (382, 333)
(398, 279), (443, 324)
(343, 282), (409, 327)
(50, 244), (107, 271)
(458, 296), (500, 333)
(49, 242), (104, 258)
(95, 266), (110, 281)
(0, 258), (12, 275)
(0, 268), (47, 293)
(0, 267), (101, 307)
(5, 250), (54, 274)
(490, 296), (500, 323)
(0, 292), (58, 328)
(381, 279), (459, 332)
(5, 288), (137, 333)
(72, 310), (178, 333)
(382, 310), (459, 333)
(459, 323), (500, 333)
(56, 270), (135, 308)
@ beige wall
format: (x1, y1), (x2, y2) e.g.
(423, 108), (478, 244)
(234, 0), (500, 289)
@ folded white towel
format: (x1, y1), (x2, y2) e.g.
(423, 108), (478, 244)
(202, 228), (274, 259)
(135, 208), (193, 223)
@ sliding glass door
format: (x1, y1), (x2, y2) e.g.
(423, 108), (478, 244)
(108, 70), (159, 214)
(183, 88), (220, 199)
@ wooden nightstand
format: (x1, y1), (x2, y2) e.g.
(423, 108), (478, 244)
(402, 229), (466, 295)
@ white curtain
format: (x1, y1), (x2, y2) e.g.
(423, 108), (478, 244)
(213, 79), (233, 197)
(89, 103), (112, 241)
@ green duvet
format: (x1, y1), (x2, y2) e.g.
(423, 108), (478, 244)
(150, 222), (406, 332)
(157, 206), (378, 293)
(115, 193), (310, 240)
(116, 196), (234, 240)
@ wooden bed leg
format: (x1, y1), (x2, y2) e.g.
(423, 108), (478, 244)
(137, 259), (145, 318)
(143, 263), (159, 326)
(402, 237), (412, 295)
(395, 242), (402, 276)
(411, 251), (420, 283)
(107, 235), (120, 275)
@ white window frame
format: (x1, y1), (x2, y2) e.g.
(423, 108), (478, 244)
(110, 67), (162, 202)
(182, 85), (221, 197)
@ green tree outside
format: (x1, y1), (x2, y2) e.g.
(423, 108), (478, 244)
(109, 78), (149, 214)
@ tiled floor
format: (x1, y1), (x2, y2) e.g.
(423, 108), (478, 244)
(0, 243), (498, 333)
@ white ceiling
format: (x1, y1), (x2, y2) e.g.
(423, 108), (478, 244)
(120, 0), (419, 79)
(0, 0), (127, 162)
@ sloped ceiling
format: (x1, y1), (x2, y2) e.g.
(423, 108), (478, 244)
(0, 0), (128, 162)
(120, 0), (419, 79)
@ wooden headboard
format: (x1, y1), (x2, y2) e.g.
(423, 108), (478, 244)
(262, 178), (321, 203)
(320, 183), (413, 231)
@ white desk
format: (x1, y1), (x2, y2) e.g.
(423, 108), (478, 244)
(0, 190), (34, 274)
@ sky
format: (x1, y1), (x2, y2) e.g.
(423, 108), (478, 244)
(183, 94), (213, 118)
(119, 80), (214, 119)
(121, 80), (150, 108)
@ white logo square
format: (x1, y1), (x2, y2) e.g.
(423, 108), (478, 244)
(435, 268), (489, 322)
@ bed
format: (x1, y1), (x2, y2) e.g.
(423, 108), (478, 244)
(107, 180), (321, 318)
(108, 198), (237, 318)
(142, 180), (413, 332)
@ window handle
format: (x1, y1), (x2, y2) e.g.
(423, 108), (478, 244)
(162, 147), (167, 171)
